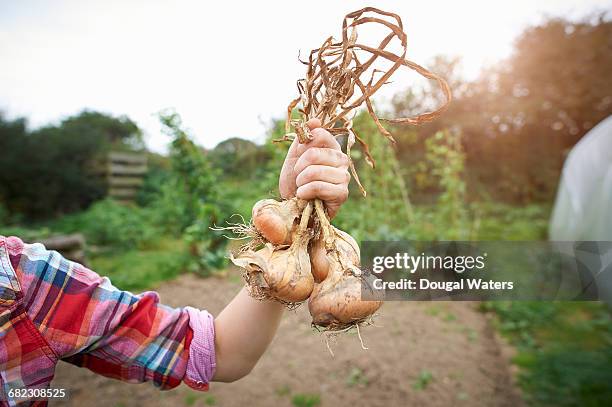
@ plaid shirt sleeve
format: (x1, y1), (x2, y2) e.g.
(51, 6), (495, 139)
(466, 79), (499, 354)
(9, 236), (215, 391)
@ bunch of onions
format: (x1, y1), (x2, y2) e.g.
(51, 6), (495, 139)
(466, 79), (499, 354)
(231, 197), (382, 329)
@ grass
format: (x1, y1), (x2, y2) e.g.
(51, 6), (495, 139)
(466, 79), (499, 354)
(183, 393), (216, 406)
(413, 369), (434, 391)
(457, 391), (469, 401)
(346, 367), (369, 387)
(183, 393), (198, 406)
(425, 305), (441, 316)
(89, 238), (187, 292)
(291, 393), (321, 407)
(443, 312), (457, 322)
(275, 384), (291, 397)
(464, 327), (478, 342)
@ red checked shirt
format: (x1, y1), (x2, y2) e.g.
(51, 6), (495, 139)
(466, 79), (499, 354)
(0, 236), (216, 406)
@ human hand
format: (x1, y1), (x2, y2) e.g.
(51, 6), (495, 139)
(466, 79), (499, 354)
(278, 118), (350, 218)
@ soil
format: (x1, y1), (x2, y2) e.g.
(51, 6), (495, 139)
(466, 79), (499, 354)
(51, 273), (523, 407)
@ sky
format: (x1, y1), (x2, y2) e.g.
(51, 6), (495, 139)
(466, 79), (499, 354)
(1, 0), (610, 152)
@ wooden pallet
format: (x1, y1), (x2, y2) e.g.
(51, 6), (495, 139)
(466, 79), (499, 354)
(103, 152), (147, 203)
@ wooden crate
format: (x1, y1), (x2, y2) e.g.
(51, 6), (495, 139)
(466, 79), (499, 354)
(103, 152), (148, 203)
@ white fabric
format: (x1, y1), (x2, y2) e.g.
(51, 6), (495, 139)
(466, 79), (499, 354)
(549, 116), (612, 306)
(550, 115), (612, 241)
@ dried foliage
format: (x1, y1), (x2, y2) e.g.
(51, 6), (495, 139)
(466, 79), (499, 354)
(283, 7), (452, 196)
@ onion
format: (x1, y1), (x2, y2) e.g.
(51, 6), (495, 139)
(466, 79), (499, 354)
(310, 226), (360, 283)
(309, 272), (381, 327)
(252, 198), (304, 245)
(308, 225), (382, 328)
(232, 200), (314, 304)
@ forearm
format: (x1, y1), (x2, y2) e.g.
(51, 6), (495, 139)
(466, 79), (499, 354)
(211, 286), (284, 382)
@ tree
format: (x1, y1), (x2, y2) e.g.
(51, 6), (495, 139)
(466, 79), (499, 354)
(0, 110), (143, 219)
(210, 137), (269, 178)
(57, 110), (144, 151)
(390, 15), (612, 203)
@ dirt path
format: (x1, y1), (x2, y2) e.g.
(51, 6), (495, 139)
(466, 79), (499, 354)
(51, 273), (523, 407)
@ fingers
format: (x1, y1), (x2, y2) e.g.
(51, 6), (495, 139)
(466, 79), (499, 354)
(295, 165), (350, 188)
(296, 181), (349, 206)
(306, 118), (321, 130)
(295, 127), (341, 155)
(293, 147), (349, 175)
(283, 121), (337, 159)
(281, 118), (350, 217)
(279, 123), (338, 200)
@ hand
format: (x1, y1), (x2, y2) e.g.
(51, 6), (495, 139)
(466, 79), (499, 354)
(279, 118), (350, 218)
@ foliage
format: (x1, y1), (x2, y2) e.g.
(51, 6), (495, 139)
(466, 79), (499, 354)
(0, 110), (142, 219)
(89, 238), (186, 292)
(213, 121), (287, 221)
(473, 202), (550, 240)
(1, 15), (610, 406)
(421, 130), (469, 240)
(46, 199), (159, 249)
(157, 110), (232, 274)
(275, 384), (292, 397)
(391, 16), (612, 204)
(204, 395), (217, 406)
(135, 152), (173, 207)
(520, 347), (612, 407)
(335, 115), (473, 242)
(291, 393), (321, 407)
(346, 367), (369, 387)
(412, 369), (434, 390)
(334, 111), (414, 242)
(210, 137), (271, 179)
(56, 110), (144, 151)
(482, 301), (612, 406)
(0, 113), (103, 218)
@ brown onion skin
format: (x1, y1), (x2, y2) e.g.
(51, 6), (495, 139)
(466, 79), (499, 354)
(334, 228), (360, 265)
(308, 228), (381, 327)
(252, 199), (302, 245)
(309, 273), (381, 326)
(264, 240), (314, 303)
(231, 240), (314, 304)
(309, 237), (329, 283)
(309, 226), (360, 283)
(252, 199), (291, 245)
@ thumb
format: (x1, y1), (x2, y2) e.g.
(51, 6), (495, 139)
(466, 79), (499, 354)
(306, 118), (322, 130)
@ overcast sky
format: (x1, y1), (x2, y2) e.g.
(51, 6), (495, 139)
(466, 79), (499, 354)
(1, 0), (610, 152)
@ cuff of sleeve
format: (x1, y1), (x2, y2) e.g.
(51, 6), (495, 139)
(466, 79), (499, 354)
(184, 307), (216, 391)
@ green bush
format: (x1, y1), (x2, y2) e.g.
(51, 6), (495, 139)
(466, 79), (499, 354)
(519, 347), (612, 406)
(474, 202), (550, 240)
(89, 239), (186, 292)
(334, 118), (475, 242)
(482, 301), (612, 406)
(334, 111), (414, 242)
(157, 111), (234, 274)
(49, 199), (159, 250)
